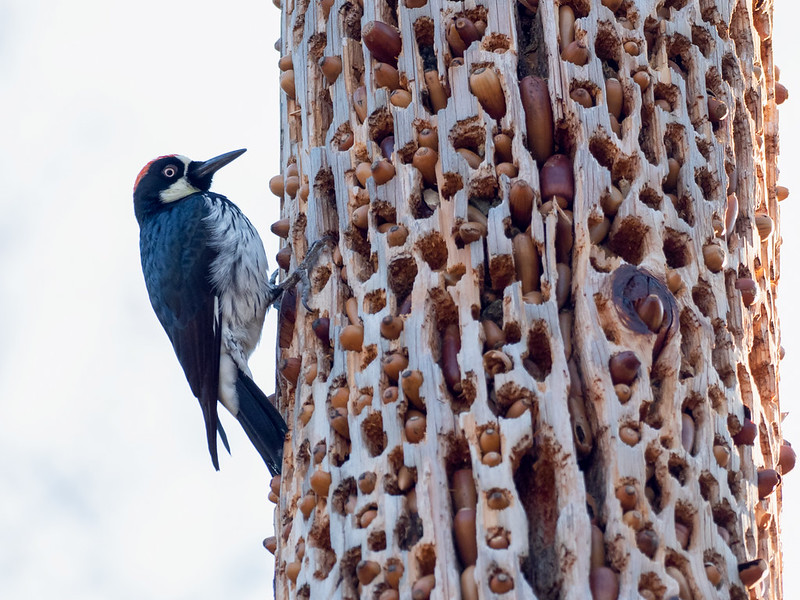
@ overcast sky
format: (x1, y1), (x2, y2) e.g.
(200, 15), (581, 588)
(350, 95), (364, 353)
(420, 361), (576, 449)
(1, 0), (799, 598)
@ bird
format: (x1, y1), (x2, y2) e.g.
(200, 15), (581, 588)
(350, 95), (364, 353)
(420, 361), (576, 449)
(133, 148), (298, 474)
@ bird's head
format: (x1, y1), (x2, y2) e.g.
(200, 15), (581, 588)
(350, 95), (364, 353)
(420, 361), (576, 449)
(133, 149), (246, 220)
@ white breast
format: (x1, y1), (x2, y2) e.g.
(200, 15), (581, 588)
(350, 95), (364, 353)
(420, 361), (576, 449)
(203, 195), (269, 415)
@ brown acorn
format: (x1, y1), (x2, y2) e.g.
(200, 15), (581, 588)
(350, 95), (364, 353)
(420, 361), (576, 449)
(757, 468), (781, 498)
(469, 66), (506, 121)
(708, 95), (728, 121)
(540, 154), (574, 206)
(362, 21), (402, 65)
(735, 277), (759, 306)
(779, 442), (796, 474)
(489, 572), (514, 594)
(279, 70), (296, 99)
(453, 507), (478, 565)
(589, 566), (619, 600)
(389, 89), (412, 108)
(374, 62), (400, 90)
(561, 39), (590, 65)
(738, 558), (768, 588)
(412, 147), (438, 187)
(609, 351), (640, 385)
(312, 317), (330, 346)
(733, 418), (757, 445)
(636, 294), (664, 332)
(319, 56), (342, 84)
(493, 133), (513, 163)
(519, 76), (554, 163)
(268, 175), (285, 197)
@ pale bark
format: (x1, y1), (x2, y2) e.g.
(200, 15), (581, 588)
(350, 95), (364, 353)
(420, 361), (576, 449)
(268, 0), (787, 598)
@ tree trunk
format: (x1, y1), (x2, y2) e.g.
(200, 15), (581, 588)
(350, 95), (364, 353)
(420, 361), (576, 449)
(267, 0), (789, 598)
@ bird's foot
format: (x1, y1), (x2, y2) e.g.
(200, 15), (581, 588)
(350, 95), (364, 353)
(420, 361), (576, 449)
(268, 236), (336, 310)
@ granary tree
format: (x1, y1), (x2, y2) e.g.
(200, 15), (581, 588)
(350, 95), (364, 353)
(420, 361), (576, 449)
(263, 0), (793, 598)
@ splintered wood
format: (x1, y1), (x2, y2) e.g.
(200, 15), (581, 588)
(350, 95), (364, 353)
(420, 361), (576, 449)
(269, 0), (790, 598)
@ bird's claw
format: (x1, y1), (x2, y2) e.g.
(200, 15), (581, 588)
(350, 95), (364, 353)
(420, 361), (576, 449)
(269, 235), (336, 310)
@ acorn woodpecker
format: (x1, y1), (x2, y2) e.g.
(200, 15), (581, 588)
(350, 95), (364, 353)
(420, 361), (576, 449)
(133, 148), (291, 474)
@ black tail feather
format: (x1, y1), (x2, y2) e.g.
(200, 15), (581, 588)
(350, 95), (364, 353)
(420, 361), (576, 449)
(235, 370), (288, 475)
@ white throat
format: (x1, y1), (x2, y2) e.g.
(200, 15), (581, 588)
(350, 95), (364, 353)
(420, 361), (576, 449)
(159, 177), (201, 203)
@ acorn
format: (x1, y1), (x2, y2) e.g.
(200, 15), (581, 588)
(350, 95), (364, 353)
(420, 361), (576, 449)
(680, 413), (695, 453)
(412, 147), (438, 187)
(319, 56), (342, 84)
(561, 39), (590, 65)
(663, 157), (680, 192)
(494, 133), (513, 163)
(702, 243), (726, 272)
(385, 562), (404, 589)
(401, 369), (425, 409)
(615, 484), (638, 511)
(674, 521), (690, 549)
(519, 76), (554, 163)
(269, 175), (285, 197)
(589, 566), (619, 600)
(757, 468), (781, 498)
(451, 468), (477, 510)
(279, 70), (296, 99)
(356, 560), (381, 585)
(570, 87), (593, 108)
(358, 471), (377, 494)
(713, 444), (730, 467)
(270, 218), (290, 238)
(371, 159), (396, 185)
(735, 277), (759, 306)
(329, 407), (350, 439)
(469, 66), (506, 121)
(312, 317), (330, 346)
(775, 81), (789, 104)
(286, 561), (301, 583)
(418, 127), (438, 151)
(390, 89), (412, 108)
(636, 529), (658, 558)
(733, 418), (757, 445)
(339, 324), (364, 351)
(755, 213), (774, 239)
(425, 69), (449, 112)
(489, 572), (514, 594)
(353, 85), (368, 122)
(708, 95), (728, 121)
(777, 185), (790, 201)
(455, 17), (481, 47)
(279, 357), (301, 385)
(779, 442), (796, 474)
(540, 154), (574, 207)
(633, 70), (650, 90)
(705, 562), (722, 586)
(453, 507), (478, 565)
(609, 351), (640, 385)
(386, 224), (409, 246)
(456, 147), (483, 168)
(374, 61), (400, 90)
(263, 536), (277, 554)
(310, 469), (332, 496)
(405, 411), (426, 443)
(411, 574), (436, 600)
(636, 294), (664, 332)
(362, 21), (402, 65)
(605, 78), (623, 121)
(738, 558), (768, 588)
(278, 53), (293, 71)
(380, 315), (404, 340)
(486, 490), (510, 510)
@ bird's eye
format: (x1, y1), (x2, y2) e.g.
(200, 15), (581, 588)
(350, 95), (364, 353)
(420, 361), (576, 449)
(162, 165), (178, 178)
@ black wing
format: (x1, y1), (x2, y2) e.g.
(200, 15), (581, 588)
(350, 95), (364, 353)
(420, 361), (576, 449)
(140, 195), (225, 469)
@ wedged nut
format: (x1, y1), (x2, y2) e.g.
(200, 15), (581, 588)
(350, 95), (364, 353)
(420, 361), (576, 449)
(469, 66), (506, 121)
(665, 566), (691, 599)
(371, 159), (396, 185)
(615, 383), (631, 402)
(589, 566), (619, 600)
(738, 558), (768, 588)
(636, 294), (664, 332)
(483, 349), (512, 375)
(493, 133), (513, 163)
(356, 560), (381, 585)
(489, 572), (514, 594)
(358, 471), (377, 494)
(482, 318), (505, 349)
(280, 70), (296, 99)
(735, 277), (759, 306)
(708, 96), (728, 121)
(486, 490), (510, 510)
(619, 425), (640, 446)
(329, 407), (350, 439)
(411, 574), (436, 600)
(362, 21), (402, 65)
(540, 154), (574, 206)
(674, 521), (690, 549)
(663, 157), (680, 192)
(705, 563), (722, 586)
(456, 147), (482, 168)
(380, 315), (404, 340)
(755, 213), (774, 239)
(270, 218), (290, 238)
(615, 484), (638, 511)
(512, 232), (540, 294)
(702, 243), (725, 272)
(561, 39), (590, 65)
(605, 78), (623, 120)
(339, 324), (364, 351)
(733, 418), (757, 445)
(775, 81), (789, 104)
(757, 468), (781, 498)
(286, 561), (301, 583)
(590, 525), (605, 567)
(636, 529), (658, 558)
(280, 357), (301, 385)
(779, 443), (796, 474)
(312, 317), (330, 346)
(374, 61), (400, 90)
(458, 221), (486, 244)
(558, 4), (575, 51)
(442, 323), (462, 393)
(519, 76), (554, 163)
(386, 224), (409, 247)
(453, 507), (478, 566)
(401, 369), (425, 409)
(385, 562), (404, 589)
(713, 444), (730, 467)
(609, 351), (640, 385)
(319, 55), (342, 84)
(263, 536), (277, 554)
(405, 411), (426, 443)
(390, 89), (412, 108)
(353, 85), (368, 122)
(383, 352), (408, 382)
(412, 147), (438, 188)
(310, 469), (332, 497)
(451, 468), (477, 510)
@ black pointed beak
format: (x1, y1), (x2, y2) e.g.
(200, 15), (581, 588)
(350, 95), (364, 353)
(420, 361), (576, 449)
(190, 148), (247, 179)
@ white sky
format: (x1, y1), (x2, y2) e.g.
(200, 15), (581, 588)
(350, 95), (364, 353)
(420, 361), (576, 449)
(0, 0), (798, 598)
